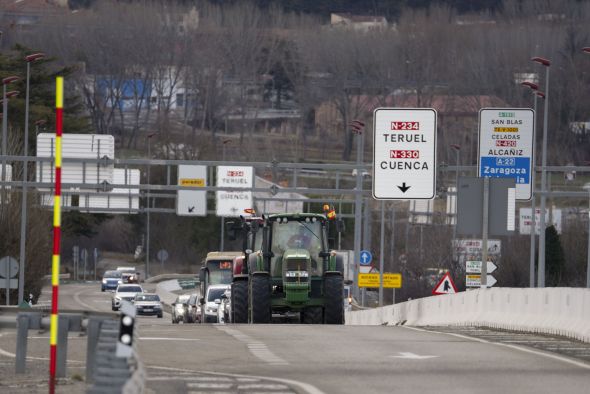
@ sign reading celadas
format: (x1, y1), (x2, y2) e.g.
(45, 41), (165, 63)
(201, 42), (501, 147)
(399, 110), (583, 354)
(478, 108), (534, 200)
(373, 108), (437, 200)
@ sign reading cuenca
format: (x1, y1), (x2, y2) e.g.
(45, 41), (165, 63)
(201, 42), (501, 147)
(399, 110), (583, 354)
(216, 166), (253, 217)
(373, 108), (437, 200)
(478, 109), (534, 200)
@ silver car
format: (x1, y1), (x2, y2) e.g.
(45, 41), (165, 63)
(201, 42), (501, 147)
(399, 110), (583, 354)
(133, 293), (163, 318)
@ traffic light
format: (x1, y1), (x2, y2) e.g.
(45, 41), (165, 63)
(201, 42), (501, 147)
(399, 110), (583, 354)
(116, 300), (136, 357)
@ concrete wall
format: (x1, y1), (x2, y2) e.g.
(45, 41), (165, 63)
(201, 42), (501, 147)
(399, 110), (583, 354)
(346, 288), (590, 343)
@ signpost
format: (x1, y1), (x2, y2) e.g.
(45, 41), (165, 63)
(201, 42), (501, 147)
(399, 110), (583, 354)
(478, 109), (534, 200)
(358, 273), (402, 289)
(432, 272), (457, 295)
(373, 108), (437, 200)
(359, 250), (372, 266)
(177, 165), (207, 216)
(0, 256), (19, 305)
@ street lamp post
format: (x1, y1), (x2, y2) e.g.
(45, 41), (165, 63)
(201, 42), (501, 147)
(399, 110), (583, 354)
(350, 120), (365, 305)
(584, 180), (590, 289)
(450, 144), (461, 243)
(531, 56), (551, 288)
(145, 133), (156, 278)
(1, 78), (20, 216)
(521, 81), (542, 288)
(18, 53), (45, 304)
(220, 139), (231, 252)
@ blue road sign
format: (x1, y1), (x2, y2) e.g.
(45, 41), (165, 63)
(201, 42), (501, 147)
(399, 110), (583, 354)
(360, 250), (372, 266)
(480, 157), (530, 185)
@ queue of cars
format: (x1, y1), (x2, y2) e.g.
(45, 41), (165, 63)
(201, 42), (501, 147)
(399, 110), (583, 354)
(101, 264), (231, 324)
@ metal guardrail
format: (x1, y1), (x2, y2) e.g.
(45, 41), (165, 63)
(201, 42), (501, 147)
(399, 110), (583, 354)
(87, 301), (144, 394)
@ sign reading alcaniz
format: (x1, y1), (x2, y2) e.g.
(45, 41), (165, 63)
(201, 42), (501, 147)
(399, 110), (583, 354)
(373, 108), (437, 200)
(478, 109), (534, 200)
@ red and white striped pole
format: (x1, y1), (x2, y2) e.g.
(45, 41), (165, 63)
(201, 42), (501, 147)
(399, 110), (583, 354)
(49, 76), (63, 394)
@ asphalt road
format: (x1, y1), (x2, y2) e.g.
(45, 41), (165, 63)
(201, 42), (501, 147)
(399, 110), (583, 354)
(3, 283), (590, 394)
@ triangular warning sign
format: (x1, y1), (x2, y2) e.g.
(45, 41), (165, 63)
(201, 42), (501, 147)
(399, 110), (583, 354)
(432, 272), (458, 295)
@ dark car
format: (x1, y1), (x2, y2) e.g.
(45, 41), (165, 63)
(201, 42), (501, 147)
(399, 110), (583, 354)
(186, 294), (201, 323)
(171, 294), (190, 324)
(101, 270), (122, 292)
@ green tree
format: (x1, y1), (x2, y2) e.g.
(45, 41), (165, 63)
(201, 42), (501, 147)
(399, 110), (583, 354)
(545, 225), (566, 287)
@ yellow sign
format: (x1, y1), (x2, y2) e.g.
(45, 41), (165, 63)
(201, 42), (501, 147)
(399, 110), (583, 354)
(358, 273), (402, 288)
(493, 127), (518, 132)
(179, 178), (205, 187)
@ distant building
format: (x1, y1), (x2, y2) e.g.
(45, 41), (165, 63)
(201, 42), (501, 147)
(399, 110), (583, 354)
(0, 0), (68, 28)
(330, 13), (388, 32)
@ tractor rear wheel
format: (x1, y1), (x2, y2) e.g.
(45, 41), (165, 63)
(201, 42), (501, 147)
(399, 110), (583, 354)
(250, 275), (271, 323)
(324, 274), (344, 324)
(301, 306), (323, 324)
(232, 280), (248, 323)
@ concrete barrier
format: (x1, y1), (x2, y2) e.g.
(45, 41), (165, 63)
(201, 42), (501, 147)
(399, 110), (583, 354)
(345, 288), (590, 343)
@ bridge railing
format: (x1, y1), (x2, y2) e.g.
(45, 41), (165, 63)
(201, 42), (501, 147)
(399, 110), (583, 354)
(345, 287), (590, 343)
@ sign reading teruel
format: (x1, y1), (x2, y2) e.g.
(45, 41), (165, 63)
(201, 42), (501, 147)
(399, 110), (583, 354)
(216, 166), (253, 217)
(373, 108), (437, 199)
(478, 108), (534, 200)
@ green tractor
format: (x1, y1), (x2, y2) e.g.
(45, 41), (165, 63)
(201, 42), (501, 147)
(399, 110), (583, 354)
(230, 212), (344, 324)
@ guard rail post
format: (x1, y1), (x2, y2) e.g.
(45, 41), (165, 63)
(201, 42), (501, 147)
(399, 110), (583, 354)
(85, 316), (105, 384)
(15, 314), (29, 374)
(56, 315), (69, 378)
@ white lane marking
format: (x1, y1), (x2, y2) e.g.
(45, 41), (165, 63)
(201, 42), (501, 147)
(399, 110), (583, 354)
(187, 382), (233, 389)
(389, 352), (437, 359)
(217, 327), (289, 365)
(73, 286), (101, 311)
(147, 365), (325, 394)
(237, 383), (289, 390)
(403, 326), (590, 370)
(0, 346), (84, 363)
(139, 337), (201, 341)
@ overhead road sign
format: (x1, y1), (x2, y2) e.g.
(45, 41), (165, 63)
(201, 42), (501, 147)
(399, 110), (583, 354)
(36, 133), (115, 190)
(373, 108), (437, 200)
(79, 168), (140, 213)
(432, 272), (457, 295)
(216, 166), (253, 217)
(358, 273), (402, 288)
(177, 165), (207, 216)
(478, 109), (534, 200)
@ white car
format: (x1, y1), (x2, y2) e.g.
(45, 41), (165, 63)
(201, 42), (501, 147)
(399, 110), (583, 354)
(202, 284), (230, 323)
(112, 284), (144, 311)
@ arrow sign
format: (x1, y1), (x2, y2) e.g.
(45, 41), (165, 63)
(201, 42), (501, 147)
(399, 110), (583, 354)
(397, 182), (411, 193)
(359, 250), (372, 266)
(390, 352), (438, 360)
(188, 206), (195, 213)
(465, 274), (497, 287)
(465, 261), (498, 274)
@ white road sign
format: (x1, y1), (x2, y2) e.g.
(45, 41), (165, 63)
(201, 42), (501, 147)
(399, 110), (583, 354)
(177, 165), (207, 216)
(373, 108), (437, 200)
(478, 108), (534, 200)
(216, 166), (253, 217)
(466, 274), (497, 287)
(465, 260), (498, 274)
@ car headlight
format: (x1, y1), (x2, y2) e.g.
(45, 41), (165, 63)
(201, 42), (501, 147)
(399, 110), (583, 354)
(102, 279), (107, 284)
(117, 280), (123, 284)
(115, 296), (121, 301)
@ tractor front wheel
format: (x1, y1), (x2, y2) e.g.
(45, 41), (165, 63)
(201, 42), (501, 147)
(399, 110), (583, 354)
(324, 274), (344, 324)
(250, 275), (271, 324)
(232, 280), (248, 323)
